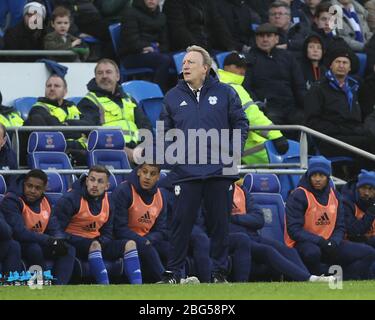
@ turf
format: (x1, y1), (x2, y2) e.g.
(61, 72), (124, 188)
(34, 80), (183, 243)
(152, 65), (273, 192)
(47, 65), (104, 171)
(0, 281), (375, 300)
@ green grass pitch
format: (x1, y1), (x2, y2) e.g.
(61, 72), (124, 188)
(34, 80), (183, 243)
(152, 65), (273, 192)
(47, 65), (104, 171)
(1, 281), (375, 300)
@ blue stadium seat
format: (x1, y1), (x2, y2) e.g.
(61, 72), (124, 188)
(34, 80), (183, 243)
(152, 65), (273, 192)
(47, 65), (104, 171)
(87, 129), (131, 184)
(45, 172), (65, 206)
(27, 131), (74, 189)
(264, 139), (302, 200)
(0, 175), (6, 201)
(173, 51), (186, 74)
(108, 23), (153, 81)
(356, 53), (367, 78)
(215, 51), (231, 69)
(12, 97), (37, 120)
(243, 173), (285, 243)
(122, 80), (164, 130)
(67, 97), (82, 105)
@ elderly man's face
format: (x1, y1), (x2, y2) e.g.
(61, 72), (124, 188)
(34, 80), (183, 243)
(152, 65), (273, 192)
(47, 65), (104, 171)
(256, 33), (279, 53)
(95, 62), (120, 93)
(330, 57), (351, 78)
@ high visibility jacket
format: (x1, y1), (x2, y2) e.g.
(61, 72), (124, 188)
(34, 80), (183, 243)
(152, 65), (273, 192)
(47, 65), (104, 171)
(284, 186), (338, 248)
(84, 92), (139, 144)
(20, 197), (51, 234)
(0, 112), (24, 127)
(32, 101), (87, 148)
(65, 193), (110, 239)
(218, 69), (283, 164)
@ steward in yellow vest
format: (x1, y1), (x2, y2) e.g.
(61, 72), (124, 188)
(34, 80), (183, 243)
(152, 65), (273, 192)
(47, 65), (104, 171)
(24, 74), (91, 165)
(78, 59), (152, 162)
(0, 105), (24, 128)
(218, 52), (289, 164)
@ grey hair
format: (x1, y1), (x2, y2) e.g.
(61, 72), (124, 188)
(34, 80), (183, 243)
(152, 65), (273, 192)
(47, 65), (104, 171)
(186, 45), (212, 69)
(269, 1), (291, 16)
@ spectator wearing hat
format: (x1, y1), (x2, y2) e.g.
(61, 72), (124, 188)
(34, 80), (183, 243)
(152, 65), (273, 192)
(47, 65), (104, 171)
(300, 33), (327, 89)
(243, 23), (306, 130)
(285, 156), (375, 279)
(331, 0), (373, 52)
(304, 47), (375, 170)
(3, 1), (47, 62)
(217, 51), (288, 164)
(342, 170), (375, 247)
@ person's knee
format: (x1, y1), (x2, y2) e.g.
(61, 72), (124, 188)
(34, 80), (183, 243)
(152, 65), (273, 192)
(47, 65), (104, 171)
(89, 240), (102, 252)
(125, 240), (137, 252)
(230, 233), (251, 251)
(191, 233), (210, 251)
(299, 246), (321, 264)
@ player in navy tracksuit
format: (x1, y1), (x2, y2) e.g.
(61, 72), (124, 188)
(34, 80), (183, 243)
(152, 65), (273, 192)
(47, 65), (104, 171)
(54, 165), (142, 285)
(0, 169), (75, 285)
(112, 164), (169, 283)
(0, 211), (22, 275)
(231, 183), (334, 282)
(158, 46), (249, 283)
(342, 170), (375, 248)
(285, 157), (375, 280)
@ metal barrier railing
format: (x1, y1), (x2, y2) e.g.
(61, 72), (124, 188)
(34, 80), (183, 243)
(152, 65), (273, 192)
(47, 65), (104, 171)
(0, 50), (76, 57)
(3, 124), (375, 178)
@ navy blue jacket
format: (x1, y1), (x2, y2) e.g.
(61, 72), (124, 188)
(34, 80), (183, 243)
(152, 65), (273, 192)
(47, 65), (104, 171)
(229, 185), (264, 238)
(0, 211), (12, 241)
(53, 175), (114, 244)
(112, 168), (168, 245)
(0, 175), (64, 245)
(0, 144), (18, 186)
(285, 174), (345, 245)
(341, 181), (375, 241)
(160, 73), (249, 181)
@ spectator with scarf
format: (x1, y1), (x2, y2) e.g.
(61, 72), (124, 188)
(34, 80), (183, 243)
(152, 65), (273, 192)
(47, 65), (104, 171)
(331, 0), (372, 52)
(304, 47), (375, 171)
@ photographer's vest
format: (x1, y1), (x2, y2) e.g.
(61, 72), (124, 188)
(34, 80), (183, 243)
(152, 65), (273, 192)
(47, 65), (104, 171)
(218, 69), (283, 164)
(354, 205), (375, 238)
(32, 102), (87, 148)
(0, 112), (24, 127)
(128, 185), (163, 236)
(84, 92), (139, 144)
(284, 187), (338, 248)
(65, 193), (110, 239)
(231, 184), (246, 215)
(20, 197), (51, 234)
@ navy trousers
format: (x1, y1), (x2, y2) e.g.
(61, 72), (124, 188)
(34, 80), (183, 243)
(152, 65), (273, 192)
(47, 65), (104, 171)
(189, 226), (212, 282)
(0, 240), (22, 273)
(21, 242), (76, 285)
(250, 235), (311, 281)
(228, 232), (252, 282)
(296, 240), (375, 280)
(168, 178), (233, 279)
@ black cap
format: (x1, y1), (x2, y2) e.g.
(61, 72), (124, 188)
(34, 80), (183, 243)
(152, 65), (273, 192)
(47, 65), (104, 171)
(255, 23), (279, 35)
(223, 51), (247, 68)
(324, 46), (359, 72)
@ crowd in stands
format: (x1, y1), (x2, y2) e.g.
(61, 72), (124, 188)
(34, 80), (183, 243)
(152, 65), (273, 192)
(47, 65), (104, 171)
(1, 0), (375, 284)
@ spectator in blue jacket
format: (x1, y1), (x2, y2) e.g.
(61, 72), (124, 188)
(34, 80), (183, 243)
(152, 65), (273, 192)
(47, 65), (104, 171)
(285, 156), (375, 279)
(113, 163), (168, 283)
(157, 45), (249, 284)
(342, 169), (375, 247)
(0, 169), (75, 285)
(54, 165), (142, 285)
(0, 211), (22, 276)
(231, 183), (334, 282)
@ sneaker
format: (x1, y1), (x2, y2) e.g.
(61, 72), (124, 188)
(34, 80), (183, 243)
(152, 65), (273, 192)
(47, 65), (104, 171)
(180, 276), (200, 284)
(212, 273), (228, 283)
(156, 271), (179, 284)
(309, 274), (336, 283)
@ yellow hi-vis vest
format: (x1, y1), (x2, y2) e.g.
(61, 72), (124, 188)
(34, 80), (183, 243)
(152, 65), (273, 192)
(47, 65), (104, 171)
(84, 92), (139, 144)
(32, 101), (87, 148)
(0, 112), (24, 127)
(218, 69), (283, 164)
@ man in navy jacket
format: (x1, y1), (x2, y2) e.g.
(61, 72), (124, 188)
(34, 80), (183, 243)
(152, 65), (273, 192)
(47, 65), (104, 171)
(0, 169), (75, 285)
(158, 45), (249, 283)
